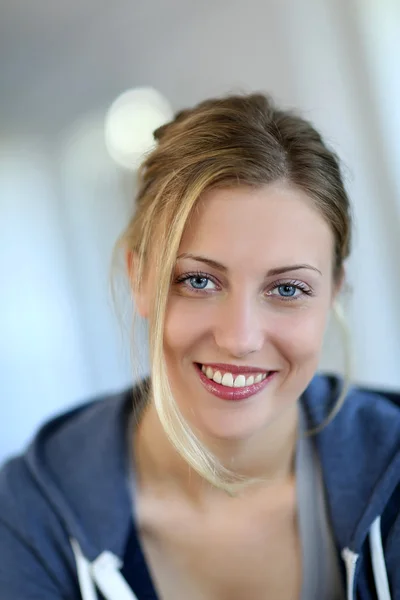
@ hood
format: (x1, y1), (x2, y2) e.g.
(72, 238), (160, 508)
(303, 375), (400, 600)
(303, 375), (400, 553)
(24, 386), (142, 563)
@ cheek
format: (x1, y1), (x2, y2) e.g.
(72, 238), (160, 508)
(164, 297), (212, 358)
(270, 306), (329, 363)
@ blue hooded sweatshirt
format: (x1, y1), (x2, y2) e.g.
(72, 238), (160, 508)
(0, 374), (399, 599)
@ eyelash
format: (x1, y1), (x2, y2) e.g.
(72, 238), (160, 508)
(268, 279), (314, 301)
(174, 271), (314, 302)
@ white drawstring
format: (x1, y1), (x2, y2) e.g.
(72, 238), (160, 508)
(342, 547), (359, 600)
(342, 516), (391, 600)
(72, 518), (391, 600)
(71, 539), (139, 600)
(369, 516), (392, 600)
(70, 539), (98, 600)
(92, 550), (139, 600)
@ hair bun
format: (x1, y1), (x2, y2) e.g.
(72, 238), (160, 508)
(153, 123), (169, 142)
(153, 108), (192, 142)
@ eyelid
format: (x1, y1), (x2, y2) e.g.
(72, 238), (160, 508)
(268, 278), (312, 290)
(175, 270), (219, 283)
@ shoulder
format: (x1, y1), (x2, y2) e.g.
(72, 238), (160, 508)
(0, 454), (77, 598)
(304, 373), (400, 440)
(304, 374), (400, 478)
(302, 374), (400, 553)
(0, 385), (138, 598)
(0, 385), (136, 521)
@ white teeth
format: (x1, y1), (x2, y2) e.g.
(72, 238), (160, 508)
(233, 374), (246, 388)
(213, 370), (222, 384)
(221, 372), (234, 387)
(201, 365), (268, 388)
(206, 366), (214, 379)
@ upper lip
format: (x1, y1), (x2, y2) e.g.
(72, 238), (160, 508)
(198, 362), (270, 374)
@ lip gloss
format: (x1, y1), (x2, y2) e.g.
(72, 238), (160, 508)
(195, 363), (276, 401)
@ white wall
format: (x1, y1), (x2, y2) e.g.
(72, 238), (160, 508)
(0, 139), (90, 460)
(0, 130), (140, 463)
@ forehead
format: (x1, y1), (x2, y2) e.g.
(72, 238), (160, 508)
(178, 183), (334, 271)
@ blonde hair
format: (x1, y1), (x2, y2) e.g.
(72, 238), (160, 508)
(114, 93), (352, 493)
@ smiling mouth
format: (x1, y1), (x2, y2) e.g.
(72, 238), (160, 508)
(199, 364), (269, 388)
(194, 363), (276, 401)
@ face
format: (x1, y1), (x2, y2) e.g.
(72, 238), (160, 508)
(140, 183), (340, 441)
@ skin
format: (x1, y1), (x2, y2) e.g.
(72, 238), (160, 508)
(131, 182), (342, 599)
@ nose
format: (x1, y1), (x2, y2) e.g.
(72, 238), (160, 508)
(213, 292), (264, 358)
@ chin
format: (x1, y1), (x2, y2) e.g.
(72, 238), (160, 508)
(190, 401), (286, 442)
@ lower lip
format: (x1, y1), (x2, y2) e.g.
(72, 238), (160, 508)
(195, 364), (276, 401)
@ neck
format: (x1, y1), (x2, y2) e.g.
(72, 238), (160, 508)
(134, 400), (299, 499)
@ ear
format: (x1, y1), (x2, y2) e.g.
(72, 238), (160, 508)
(126, 250), (150, 319)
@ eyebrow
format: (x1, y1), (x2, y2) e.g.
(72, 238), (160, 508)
(176, 253), (322, 276)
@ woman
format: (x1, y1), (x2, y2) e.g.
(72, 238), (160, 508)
(0, 93), (399, 600)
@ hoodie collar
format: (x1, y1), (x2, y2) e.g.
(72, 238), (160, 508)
(26, 385), (147, 562)
(302, 375), (400, 553)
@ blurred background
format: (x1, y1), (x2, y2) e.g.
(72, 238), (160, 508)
(1, 0), (399, 464)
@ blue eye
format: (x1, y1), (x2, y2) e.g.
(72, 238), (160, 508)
(277, 284), (297, 297)
(189, 276), (210, 290)
(267, 280), (312, 301)
(175, 271), (218, 293)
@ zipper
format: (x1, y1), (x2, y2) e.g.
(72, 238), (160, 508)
(342, 547), (359, 600)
